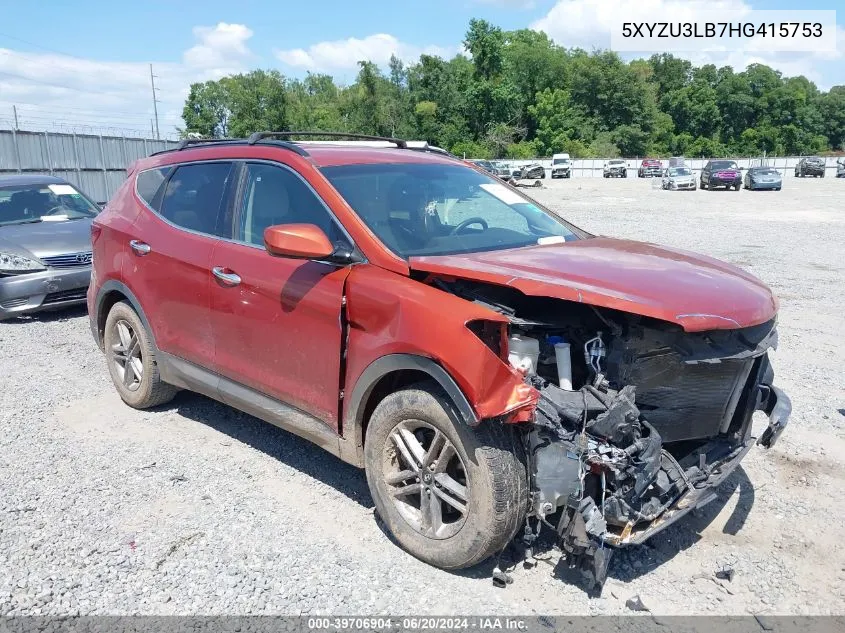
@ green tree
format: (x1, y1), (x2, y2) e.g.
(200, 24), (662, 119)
(182, 80), (231, 138)
(464, 19), (504, 80)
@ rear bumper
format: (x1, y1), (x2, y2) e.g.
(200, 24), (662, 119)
(0, 267), (90, 320)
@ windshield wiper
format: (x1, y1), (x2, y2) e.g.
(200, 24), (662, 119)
(0, 218), (42, 225)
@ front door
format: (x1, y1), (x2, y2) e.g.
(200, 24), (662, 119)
(209, 161), (352, 429)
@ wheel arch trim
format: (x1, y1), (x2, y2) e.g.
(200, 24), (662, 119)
(343, 353), (479, 459)
(91, 280), (157, 352)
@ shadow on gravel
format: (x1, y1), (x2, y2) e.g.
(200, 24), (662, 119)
(2, 304), (88, 324)
(159, 390), (374, 509)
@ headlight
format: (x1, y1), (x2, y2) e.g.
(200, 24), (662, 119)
(0, 251), (45, 273)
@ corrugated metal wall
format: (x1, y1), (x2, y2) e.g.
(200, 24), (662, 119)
(0, 129), (179, 203)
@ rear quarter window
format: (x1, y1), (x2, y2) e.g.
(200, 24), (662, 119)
(136, 167), (173, 211)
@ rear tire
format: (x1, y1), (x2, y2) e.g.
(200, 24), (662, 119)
(104, 301), (178, 409)
(364, 384), (527, 570)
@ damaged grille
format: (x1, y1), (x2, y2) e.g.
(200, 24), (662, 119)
(627, 357), (752, 442)
(606, 318), (776, 444)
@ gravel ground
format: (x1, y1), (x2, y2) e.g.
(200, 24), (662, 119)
(1, 174), (844, 616)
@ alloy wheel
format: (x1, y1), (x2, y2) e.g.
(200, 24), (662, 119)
(382, 420), (468, 539)
(111, 319), (143, 391)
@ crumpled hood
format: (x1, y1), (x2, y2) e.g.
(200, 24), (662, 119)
(0, 218), (92, 259)
(409, 237), (778, 332)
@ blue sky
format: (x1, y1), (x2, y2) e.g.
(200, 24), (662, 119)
(0, 0), (841, 137)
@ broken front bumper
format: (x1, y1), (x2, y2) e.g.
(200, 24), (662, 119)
(604, 382), (790, 547)
(604, 385), (792, 547)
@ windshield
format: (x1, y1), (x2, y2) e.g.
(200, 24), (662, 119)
(322, 163), (583, 258)
(552, 158), (569, 165)
(755, 169), (779, 176)
(608, 160), (625, 165)
(711, 161), (738, 170)
(0, 183), (99, 226)
(669, 168), (691, 176)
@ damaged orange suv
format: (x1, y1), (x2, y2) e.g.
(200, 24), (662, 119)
(88, 132), (790, 588)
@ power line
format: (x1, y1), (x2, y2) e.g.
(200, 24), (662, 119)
(2, 100), (157, 118)
(12, 110), (180, 125)
(0, 47), (147, 79)
(0, 31), (101, 61)
(0, 70), (138, 99)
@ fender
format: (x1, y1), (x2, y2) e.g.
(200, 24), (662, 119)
(91, 280), (157, 352)
(343, 353), (479, 463)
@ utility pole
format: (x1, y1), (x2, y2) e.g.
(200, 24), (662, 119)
(149, 64), (160, 140)
(150, 120), (154, 138)
(12, 105), (18, 129)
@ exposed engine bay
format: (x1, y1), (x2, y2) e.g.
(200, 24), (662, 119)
(428, 276), (791, 588)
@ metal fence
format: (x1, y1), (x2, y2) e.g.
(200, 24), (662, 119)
(0, 129), (179, 203)
(493, 156), (844, 178)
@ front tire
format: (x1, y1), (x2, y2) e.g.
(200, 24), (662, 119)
(104, 301), (178, 409)
(364, 384), (527, 570)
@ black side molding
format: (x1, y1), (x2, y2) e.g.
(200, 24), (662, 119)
(343, 354), (479, 463)
(92, 280), (156, 352)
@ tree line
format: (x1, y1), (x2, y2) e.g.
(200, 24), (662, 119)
(181, 19), (845, 159)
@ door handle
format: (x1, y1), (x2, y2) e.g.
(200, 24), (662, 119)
(129, 240), (151, 256)
(212, 266), (241, 286)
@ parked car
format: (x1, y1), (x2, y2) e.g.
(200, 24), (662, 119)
(700, 160), (742, 191)
(490, 162), (512, 179)
(551, 153), (571, 179)
(519, 163), (545, 180)
(88, 132), (790, 589)
(661, 166), (696, 190)
(744, 166), (782, 191)
(603, 159), (627, 178)
(0, 175), (99, 320)
(795, 156), (826, 178)
(468, 159), (496, 176)
(638, 159), (662, 178)
(838, 158), (845, 178)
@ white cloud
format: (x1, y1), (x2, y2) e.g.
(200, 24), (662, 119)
(276, 34), (455, 72)
(471, 0), (536, 8)
(183, 23), (254, 71)
(0, 23), (255, 138)
(531, 0), (844, 88)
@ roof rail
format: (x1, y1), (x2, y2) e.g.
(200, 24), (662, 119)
(150, 137), (310, 158)
(247, 131), (408, 149)
(175, 138), (236, 150)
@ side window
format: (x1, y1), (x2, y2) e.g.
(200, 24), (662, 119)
(237, 163), (345, 247)
(135, 167), (172, 211)
(159, 162), (233, 236)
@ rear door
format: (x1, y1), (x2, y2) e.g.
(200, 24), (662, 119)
(128, 160), (236, 369)
(209, 160), (353, 429)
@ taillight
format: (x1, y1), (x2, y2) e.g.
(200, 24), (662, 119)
(90, 222), (103, 243)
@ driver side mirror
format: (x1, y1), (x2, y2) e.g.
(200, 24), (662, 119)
(264, 223), (334, 260)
